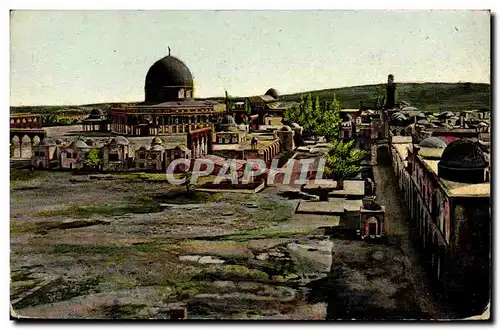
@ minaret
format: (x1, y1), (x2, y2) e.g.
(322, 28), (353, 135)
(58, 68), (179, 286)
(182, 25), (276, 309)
(385, 74), (396, 109)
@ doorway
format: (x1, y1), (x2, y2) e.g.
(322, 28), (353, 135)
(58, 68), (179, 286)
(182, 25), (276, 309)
(368, 222), (377, 236)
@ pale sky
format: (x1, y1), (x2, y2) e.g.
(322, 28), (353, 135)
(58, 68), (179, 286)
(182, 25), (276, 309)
(10, 10), (490, 106)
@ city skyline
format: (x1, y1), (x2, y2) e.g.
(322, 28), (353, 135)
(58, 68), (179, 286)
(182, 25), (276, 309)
(10, 10), (490, 106)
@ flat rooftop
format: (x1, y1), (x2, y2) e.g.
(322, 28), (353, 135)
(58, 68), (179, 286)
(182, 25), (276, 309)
(296, 199), (363, 215)
(302, 180), (365, 197)
(392, 143), (412, 162)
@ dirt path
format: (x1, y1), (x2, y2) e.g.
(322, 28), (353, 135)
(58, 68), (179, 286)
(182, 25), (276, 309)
(372, 165), (456, 319)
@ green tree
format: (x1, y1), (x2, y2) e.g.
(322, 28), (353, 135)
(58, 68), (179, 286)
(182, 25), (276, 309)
(244, 98), (252, 116)
(284, 93), (342, 141)
(84, 147), (101, 169)
(224, 90), (234, 112)
(300, 93), (315, 135)
(285, 103), (301, 125)
(323, 139), (365, 185)
(315, 94), (341, 141)
(312, 95), (322, 119)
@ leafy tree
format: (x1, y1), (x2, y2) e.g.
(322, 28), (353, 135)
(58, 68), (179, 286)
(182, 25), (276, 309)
(285, 103), (301, 125)
(224, 91), (234, 112)
(284, 93), (343, 141)
(312, 95), (322, 119)
(244, 98), (252, 116)
(323, 139), (365, 182)
(314, 94), (341, 141)
(84, 147), (101, 169)
(298, 93), (316, 135)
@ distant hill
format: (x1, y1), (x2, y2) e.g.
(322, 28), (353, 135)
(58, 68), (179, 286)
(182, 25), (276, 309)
(10, 82), (490, 115)
(279, 82), (491, 112)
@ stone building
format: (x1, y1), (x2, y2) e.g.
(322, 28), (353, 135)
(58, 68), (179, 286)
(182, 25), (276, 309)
(391, 137), (490, 315)
(60, 139), (92, 170)
(165, 145), (191, 170)
(135, 137), (166, 171)
(215, 131), (245, 144)
(102, 136), (130, 171)
(31, 137), (58, 169)
(276, 125), (294, 152)
(359, 198), (386, 239)
(110, 51), (226, 136)
(10, 113), (47, 160)
(82, 109), (111, 133)
(242, 88), (298, 128)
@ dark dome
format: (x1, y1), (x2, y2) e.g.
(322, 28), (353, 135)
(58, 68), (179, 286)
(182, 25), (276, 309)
(438, 139), (487, 183)
(420, 136), (447, 149)
(144, 55), (194, 102)
(265, 88), (279, 99)
(39, 137), (56, 146)
(221, 115), (236, 126)
(151, 136), (163, 145)
(69, 139), (88, 149)
(110, 136), (129, 146)
(90, 109), (103, 116)
(343, 113), (353, 121)
(145, 55), (193, 89)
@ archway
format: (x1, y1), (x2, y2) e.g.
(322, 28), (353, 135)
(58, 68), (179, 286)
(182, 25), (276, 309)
(20, 135), (32, 159)
(366, 216), (380, 236)
(11, 136), (21, 158)
(32, 135), (41, 147)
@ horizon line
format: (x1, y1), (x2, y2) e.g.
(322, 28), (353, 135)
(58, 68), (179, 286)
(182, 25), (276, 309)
(10, 80), (491, 108)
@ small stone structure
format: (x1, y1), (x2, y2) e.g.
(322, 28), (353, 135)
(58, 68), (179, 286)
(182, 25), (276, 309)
(276, 125), (294, 151)
(31, 137), (58, 169)
(359, 197), (386, 239)
(102, 136), (130, 171)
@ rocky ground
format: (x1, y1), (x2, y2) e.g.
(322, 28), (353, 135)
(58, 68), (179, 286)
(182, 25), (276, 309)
(10, 169), (453, 320)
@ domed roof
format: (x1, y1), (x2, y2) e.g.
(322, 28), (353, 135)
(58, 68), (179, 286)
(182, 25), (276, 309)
(151, 136), (163, 145)
(290, 122), (300, 129)
(265, 88), (279, 99)
(343, 113), (353, 121)
(438, 111), (455, 118)
(280, 125), (292, 132)
(221, 115), (236, 125)
(420, 136), (447, 149)
(89, 109), (104, 118)
(39, 137), (56, 146)
(110, 136), (129, 146)
(145, 55), (193, 89)
(151, 144), (165, 151)
(174, 144), (188, 152)
(438, 139), (488, 183)
(69, 139), (88, 149)
(439, 139), (487, 169)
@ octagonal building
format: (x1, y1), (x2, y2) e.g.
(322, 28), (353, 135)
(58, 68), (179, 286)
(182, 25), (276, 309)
(111, 52), (226, 136)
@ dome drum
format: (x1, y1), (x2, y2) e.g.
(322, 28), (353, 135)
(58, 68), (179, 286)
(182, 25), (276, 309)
(438, 139), (488, 183)
(437, 164), (486, 183)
